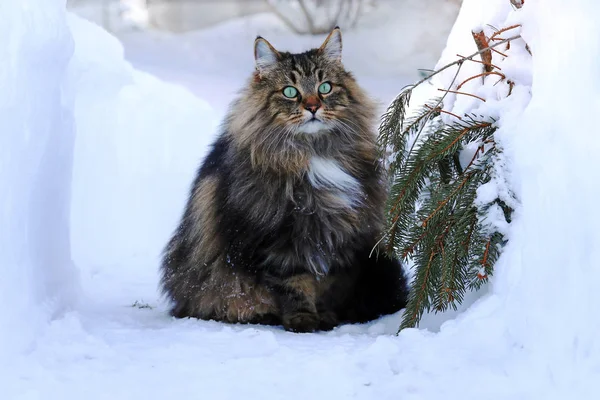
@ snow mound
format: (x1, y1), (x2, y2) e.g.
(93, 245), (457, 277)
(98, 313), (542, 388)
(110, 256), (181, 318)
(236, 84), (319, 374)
(401, 0), (600, 396)
(0, 0), (79, 357)
(68, 14), (218, 276)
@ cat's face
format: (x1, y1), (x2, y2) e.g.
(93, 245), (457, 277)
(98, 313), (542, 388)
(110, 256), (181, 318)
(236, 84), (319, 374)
(251, 28), (358, 136)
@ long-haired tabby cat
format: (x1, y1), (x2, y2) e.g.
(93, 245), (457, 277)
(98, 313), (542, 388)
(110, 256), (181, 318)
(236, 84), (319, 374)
(160, 28), (409, 332)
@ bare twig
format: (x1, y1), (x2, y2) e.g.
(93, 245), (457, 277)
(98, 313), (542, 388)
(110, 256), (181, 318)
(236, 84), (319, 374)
(438, 89), (487, 102)
(491, 47), (508, 58)
(507, 80), (515, 96)
(407, 35), (520, 90)
(457, 71), (506, 90)
(457, 54), (502, 71)
(490, 24), (521, 41)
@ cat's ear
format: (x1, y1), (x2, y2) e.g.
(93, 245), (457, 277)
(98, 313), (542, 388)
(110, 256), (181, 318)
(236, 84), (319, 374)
(319, 27), (342, 62)
(254, 36), (280, 75)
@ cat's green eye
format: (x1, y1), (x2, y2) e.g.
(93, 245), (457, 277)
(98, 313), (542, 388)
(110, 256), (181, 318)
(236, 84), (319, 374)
(318, 82), (332, 94)
(283, 86), (299, 98)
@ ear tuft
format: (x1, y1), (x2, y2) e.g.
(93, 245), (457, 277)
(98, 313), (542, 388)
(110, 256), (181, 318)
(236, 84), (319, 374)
(254, 37), (280, 74)
(319, 27), (342, 62)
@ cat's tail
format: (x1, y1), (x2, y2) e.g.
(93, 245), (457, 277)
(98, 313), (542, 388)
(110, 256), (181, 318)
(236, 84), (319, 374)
(340, 247), (410, 324)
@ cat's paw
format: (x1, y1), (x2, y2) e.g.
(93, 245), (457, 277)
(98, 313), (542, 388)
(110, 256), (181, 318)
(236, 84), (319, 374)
(318, 310), (339, 331)
(283, 312), (320, 333)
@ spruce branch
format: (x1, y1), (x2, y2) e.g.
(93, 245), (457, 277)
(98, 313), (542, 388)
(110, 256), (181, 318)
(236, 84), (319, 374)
(380, 24), (523, 332)
(401, 249), (438, 329)
(424, 104), (463, 120)
(422, 171), (475, 228)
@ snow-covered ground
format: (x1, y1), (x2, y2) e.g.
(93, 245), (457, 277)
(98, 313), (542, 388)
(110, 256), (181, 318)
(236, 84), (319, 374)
(116, 1), (460, 113)
(4, 0), (600, 398)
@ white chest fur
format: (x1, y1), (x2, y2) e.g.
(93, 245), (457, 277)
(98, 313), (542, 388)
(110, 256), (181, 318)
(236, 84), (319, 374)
(307, 157), (362, 208)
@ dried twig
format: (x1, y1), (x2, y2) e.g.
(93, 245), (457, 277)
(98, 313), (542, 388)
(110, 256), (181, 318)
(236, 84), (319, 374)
(490, 24), (521, 41)
(457, 54), (502, 71)
(491, 47), (508, 58)
(398, 36), (518, 168)
(457, 71), (506, 90)
(438, 89), (487, 102)
(507, 80), (515, 96)
(406, 35), (520, 92)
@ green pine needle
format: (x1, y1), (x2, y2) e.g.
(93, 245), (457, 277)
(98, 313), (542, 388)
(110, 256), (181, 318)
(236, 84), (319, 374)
(377, 89), (512, 332)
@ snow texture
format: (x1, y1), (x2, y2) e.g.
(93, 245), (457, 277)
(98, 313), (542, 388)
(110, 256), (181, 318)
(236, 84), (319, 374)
(68, 15), (217, 271)
(5, 0), (600, 398)
(0, 0), (79, 358)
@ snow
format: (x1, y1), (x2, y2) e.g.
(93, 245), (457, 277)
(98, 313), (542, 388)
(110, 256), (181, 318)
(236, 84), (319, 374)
(5, 0), (600, 398)
(116, 1), (460, 112)
(496, 0), (600, 381)
(68, 14), (217, 272)
(0, 0), (79, 358)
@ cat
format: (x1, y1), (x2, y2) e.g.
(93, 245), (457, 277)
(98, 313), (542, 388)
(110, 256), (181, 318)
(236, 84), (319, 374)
(160, 27), (409, 332)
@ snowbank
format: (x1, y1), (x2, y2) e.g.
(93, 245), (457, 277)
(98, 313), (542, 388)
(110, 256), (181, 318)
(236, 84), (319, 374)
(0, 3), (218, 357)
(495, 0), (600, 388)
(400, 0), (600, 395)
(0, 0), (79, 357)
(68, 15), (218, 278)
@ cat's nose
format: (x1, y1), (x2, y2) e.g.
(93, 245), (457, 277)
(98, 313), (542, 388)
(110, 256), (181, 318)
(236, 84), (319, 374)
(303, 96), (321, 114)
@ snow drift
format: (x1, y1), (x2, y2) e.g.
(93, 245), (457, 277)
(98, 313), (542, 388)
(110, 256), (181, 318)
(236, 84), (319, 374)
(0, 0), (79, 357)
(398, 0), (600, 396)
(0, 2), (217, 357)
(68, 15), (218, 275)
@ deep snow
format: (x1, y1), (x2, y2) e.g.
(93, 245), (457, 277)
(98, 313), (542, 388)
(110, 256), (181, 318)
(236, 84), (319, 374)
(0, 0), (79, 358)
(68, 14), (217, 274)
(4, 0), (600, 399)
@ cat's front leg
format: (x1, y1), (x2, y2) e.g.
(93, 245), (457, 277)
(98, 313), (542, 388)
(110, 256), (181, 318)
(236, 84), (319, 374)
(266, 273), (320, 333)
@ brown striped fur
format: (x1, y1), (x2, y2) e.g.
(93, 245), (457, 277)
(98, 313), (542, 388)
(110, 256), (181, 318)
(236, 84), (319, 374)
(160, 28), (409, 332)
